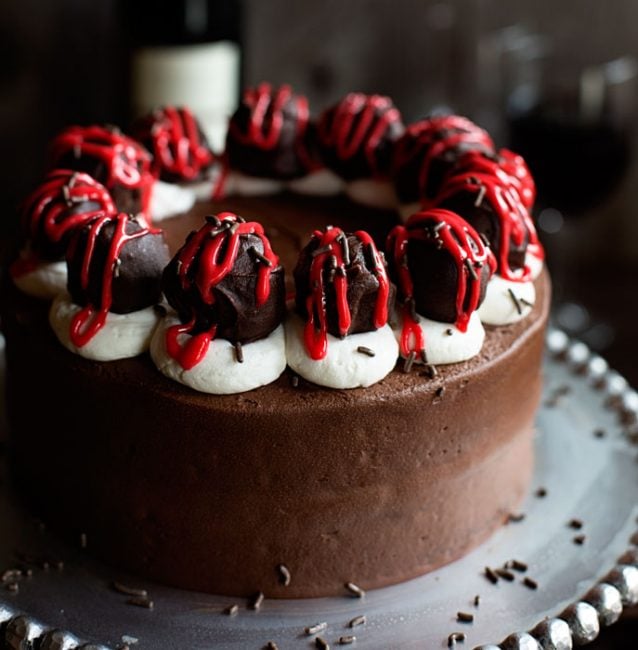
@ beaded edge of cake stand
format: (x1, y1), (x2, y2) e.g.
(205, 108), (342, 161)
(1, 328), (638, 650)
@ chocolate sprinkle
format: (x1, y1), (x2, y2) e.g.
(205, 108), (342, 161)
(277, 563), (291, 586)
(473, 595), (480, 607)
(357, 346), (376, 357)
(464, 258), (478, 281)
(535, 487), (548, 498)
(507, 288), (523, 315)
(249, 246), (274, 267)
(127, 596), (154, 610)
(234, 342), (244, 363)
(435, 387), (445, 398)
(349, 614), (367, 628)
(345, 581), (365, 598)
(523, 577), (538, 590)
(403, 351), (417, 373)
(594, 428), (606, 439)
(315, 637), (330, 650)
(305, 622), (328, 636)
(484, 567), (499, 584)
(291, 375), (299, 388)
(448, 632), (466, 647)
(264, 643), (278, 650)
(112, 581), (148, 598)
(312, 244), (333, 258)
(445, 328), (454, 336)
(507, 560), (528, 573)
(495, 568), (515, 582)
(457, 611), (474, 623)
(250, 591), (265, 610)
(339, 636), (356, 645)
(568, 518), (583, 530)
(224, 604), (239, 616)
(507, 512), (526, 523)
(573, 534), (586, 545)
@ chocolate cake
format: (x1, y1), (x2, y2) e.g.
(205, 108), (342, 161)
(1, 86), (549, 599)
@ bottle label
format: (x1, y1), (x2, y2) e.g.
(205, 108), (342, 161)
(132, 41), (240, 150)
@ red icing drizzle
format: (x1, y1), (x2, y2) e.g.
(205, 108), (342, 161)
(317, 93), (402, 178)
(68, 213), (160, 347)
(394, 115), (494, 198)
(166, 212), (279, 370)
(49, 125), (154, 216)
(430, 167), (543, 280)
(144, 106), (214, 181)
(303, 228), (390, 361)
(387, 209), (496, 358)
(11, 170), (116, 278)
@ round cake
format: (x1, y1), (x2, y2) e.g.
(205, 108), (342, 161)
(1, 86), (549, 599)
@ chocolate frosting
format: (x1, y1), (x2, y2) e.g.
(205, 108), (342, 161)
(225, 83), (318, 180)
(392, 117), (494, 203)
(316, 94), (404, 180)
(162, 217), (286, 344)
(67, 215), (170, 314)
(294, 231), (395, 336)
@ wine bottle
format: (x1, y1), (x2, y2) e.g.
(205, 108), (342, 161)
(125, 0), (242, 151)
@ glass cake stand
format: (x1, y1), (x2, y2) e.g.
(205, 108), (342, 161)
(1, 329), (638, 650)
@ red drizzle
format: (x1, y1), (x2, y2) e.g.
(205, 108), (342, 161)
(387, 209), (496, 358)
(430, 168), (543, 280)
(140, 106), (214, 181)
(303, 228), (390, 361)
(166, 213), (279, 370)
(49, 125), (154, 216)
(317, 94), (402, 178)
(393, 115), (494, 198)
(452, 148), (537, 210)
(68, 213), (160, 347)
(11, 170), (116, 278)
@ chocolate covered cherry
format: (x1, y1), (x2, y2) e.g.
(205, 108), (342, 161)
(162, 212), (286, 345)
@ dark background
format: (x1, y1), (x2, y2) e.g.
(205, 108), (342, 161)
(0, 0), (637, 645)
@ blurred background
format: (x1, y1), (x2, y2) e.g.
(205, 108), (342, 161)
(0, 1), (637, 643)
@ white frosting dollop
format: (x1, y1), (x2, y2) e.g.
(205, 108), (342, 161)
(478, 274), (536, 325)
(149, 181), (196, 222)
(392, 311), (485, 365)
(151, 316), (286, 394)
(287, 168), (345, 196)
(285, 314), (398, 389)
(526, 252), (544, 280)
(49, 293), (160, 361)
(345, 179), (398, 210)
(13, 260), (68, 300)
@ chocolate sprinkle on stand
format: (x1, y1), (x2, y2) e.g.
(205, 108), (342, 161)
(573, 534), (586, 545)
(507, 560), (528, 573)
(304, 622), (327, 636)
(112, 581), (148, 598)
(250, 591), (265, 610)
(484, 566), (499, 584)
(523, 576), (538, 590)
(224, 604), (239, 616)
(345, 581), (365, 598)
(457, 611), (474, 623)
(339, 636), (356, 645)
(234, 341), (244, 363)
(127, 596), (154, 609)
(357, 345), (376, 357)
(277, 563), (291, 586)
(495, 568), (515, 582)
(448, 632), (466, 647)
(315, 637), (330, 650)
(568, 518), (583, 530)
(349, 614), (367, 628)
(535, 487), (548, 498)
(445, 328), (454, 336)
(594, 428), (606, 439)
(264, 642), (278, 650)
(507, 512), (526, 523)
(473, 595), (480, 607)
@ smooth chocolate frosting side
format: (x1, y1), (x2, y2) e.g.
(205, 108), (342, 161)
(2, 194), (549, 598)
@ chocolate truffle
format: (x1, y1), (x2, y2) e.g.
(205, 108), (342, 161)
(130, 106), (215, 183)
(392, 115), (494, 204)
(294, 227), (393, 359)
(315, 93), (404, 180)
(386, 209), (495, 325)
(48, 125), (154, 217)
(66, 213), (169, 316)
(17, 169), (116, 262)
(225, 83), (319, 180)
(162, 212), (286, 344)
(430, 168), (541, 280)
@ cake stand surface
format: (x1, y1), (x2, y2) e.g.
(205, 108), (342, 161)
(1, 329), (638, 650)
